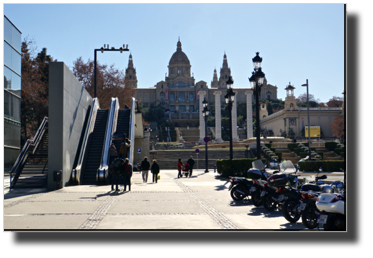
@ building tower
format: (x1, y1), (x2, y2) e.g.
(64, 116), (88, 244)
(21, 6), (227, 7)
(284, 82), (298, 111)
(125, 53), (138, 88)
(259, 100), (269, 119)
(218, 53), (232, 89)
(211, 68), (219, 88)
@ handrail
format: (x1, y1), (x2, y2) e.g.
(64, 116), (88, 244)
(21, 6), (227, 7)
(71, 98), (99, 184)
(97, 97), (119, 183)
(9, 116), (48, 188)
(128, 97), (136, 165)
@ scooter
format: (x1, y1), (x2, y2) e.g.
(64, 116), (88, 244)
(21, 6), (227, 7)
(316, 184), (345, 231)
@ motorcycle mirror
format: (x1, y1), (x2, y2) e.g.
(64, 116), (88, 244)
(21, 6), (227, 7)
(337, 182), (343, 188)
(320, 175), (327, 179)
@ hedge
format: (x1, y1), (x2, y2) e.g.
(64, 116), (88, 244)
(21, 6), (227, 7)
(275, 152), (282, 161)
(288, 143), (297, 151)
(334, 148), (343, 155)
(325, 141), (338, 151)
(298, 160), (345, 172)
(216, 158), (267, 178)
(294, 148), (303, 156)
(265, 143), (272, 148)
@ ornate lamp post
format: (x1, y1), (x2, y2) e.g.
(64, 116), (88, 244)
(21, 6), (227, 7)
(249, 52), (265, 160)
(94, 44), (129, 98)
(202, 98), (209, 172)
(224, 76), (235, 160)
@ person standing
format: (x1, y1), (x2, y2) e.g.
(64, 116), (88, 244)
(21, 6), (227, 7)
(119, 140), (125, 159)
(140, 157), (150, 183)
(121, 158), (133, 191)
(150, 159), (160, 183)
(109, 143), (119, 165)
(177, 158), (183, 178)
(125, 138), (131, 158)
(109, 158), (122, 191)
(187, 156), (195, 178)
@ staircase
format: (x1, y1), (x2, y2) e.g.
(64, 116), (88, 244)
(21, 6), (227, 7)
(274, 149), (301, 164)
(179, 127), (200, 142)
(14, 130), (49, 188)
(82, 109), (108, 185)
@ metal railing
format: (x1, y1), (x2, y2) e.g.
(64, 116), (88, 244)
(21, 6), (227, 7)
(128, 97), (136, 165)
(71, 98), (99, 184)
(97, 98), (119, 183)
(9, 116), (48, 188)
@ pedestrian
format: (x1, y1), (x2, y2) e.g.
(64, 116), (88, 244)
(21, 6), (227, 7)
(119, 140), (125, 159)
(109, 157), (123, 191)
(177, 158), (183, 178)
(109, 143), (119, 166)
(187, 156), (195, 178)
(121, 158), (133, 191)
(150, 159), (160, 183)
(140, 156), (150, 183)
(125, 138), (131, 158)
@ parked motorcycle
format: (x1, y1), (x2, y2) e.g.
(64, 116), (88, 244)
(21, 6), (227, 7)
(247, 160), (273, 207)
(316, 184), (345, 231)
(228, 176), (253, 201)
(261, 160), (300, 211)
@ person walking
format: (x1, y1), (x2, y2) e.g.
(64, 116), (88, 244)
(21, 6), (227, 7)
(177, 158), (183, 178)
(121, 158), (133, 191)
(109, 143), (119, 165)
(150, 159), (160, 183)
(140, 157), (150, 183)
(187, 156), (195, 178)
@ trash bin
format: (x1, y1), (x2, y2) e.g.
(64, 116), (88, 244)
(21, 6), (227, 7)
(53, 170), (63, 189)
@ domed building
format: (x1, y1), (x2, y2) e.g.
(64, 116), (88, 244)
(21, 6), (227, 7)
(133, 39), (278, 129)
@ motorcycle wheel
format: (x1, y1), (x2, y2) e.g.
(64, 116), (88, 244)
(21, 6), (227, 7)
(324, 214), (346, 231)
(251, 192), (263, 207)
(230, 185), (245, 202)
(302, 203), (319, 229)
(263, 194), (276, 211)
(282, 199), (301, 223)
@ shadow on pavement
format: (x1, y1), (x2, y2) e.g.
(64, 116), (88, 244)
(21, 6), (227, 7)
(229, 200), (251, 206)
(95, 190), (128, 198)
(247, 207), (284, 218)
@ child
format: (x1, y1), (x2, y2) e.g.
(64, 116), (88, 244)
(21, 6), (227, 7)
(177, 158), (183, 178)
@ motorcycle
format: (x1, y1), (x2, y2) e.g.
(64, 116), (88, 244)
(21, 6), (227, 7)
(228, 176), (253, 201)
(316, 184), (345, 231)
(299, 172), (344, 229)
(247, 159), (274, 207)
(261, 160), (300, 211)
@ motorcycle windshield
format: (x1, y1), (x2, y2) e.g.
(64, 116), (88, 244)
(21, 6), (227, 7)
(252, 160), (265, 171)
(279, 160), (297, 174)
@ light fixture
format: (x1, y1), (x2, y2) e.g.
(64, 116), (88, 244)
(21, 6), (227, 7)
(252, 52), (263, 71)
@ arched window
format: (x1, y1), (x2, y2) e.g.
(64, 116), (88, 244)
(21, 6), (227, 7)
(170, 93), (175, 102)
(189, 93), (194, 101)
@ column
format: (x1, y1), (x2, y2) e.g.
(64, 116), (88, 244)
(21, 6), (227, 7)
(232, 91), (238, 142)
(198, 91), (206, 143)
(213, 91), (222, 142)
(245, 90), (253, 139)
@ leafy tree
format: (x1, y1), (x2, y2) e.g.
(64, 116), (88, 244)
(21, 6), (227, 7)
(330, 116), (345, 139)
(142, 104), (166, 125)
(288, 127), (296, 139)
(327, 96), (344, 107)
(72, 57), (135, 109)
(296, 93), (319, 103)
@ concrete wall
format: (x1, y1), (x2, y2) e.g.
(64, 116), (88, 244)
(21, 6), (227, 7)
(48, 62), (92, 190)
(134, 131), (150, 165)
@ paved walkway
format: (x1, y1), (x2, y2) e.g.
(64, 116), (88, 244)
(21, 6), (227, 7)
(4, 169), (321, 231)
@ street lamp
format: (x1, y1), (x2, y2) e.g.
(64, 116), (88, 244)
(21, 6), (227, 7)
(224, 76), (235, 160)
(94, 44), (129, 98)
(302, 79), (312, 159)
(202, 98), (209, 173)
(249, 52), (265, 160)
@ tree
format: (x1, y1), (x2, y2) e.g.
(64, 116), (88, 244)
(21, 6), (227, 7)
(327, 96), (344, 107)
(72, 57), (135, 109)
(21, 38), (54, 143)
(296, 93), (319, 103)
(330, 116), (345, 139)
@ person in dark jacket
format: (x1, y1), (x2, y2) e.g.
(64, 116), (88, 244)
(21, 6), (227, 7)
(150, 159), (160, 183)
(109, 143), (119, 165)
(120, 158), (133, 191)
(140, 157), (150, 183)
(187, 156), (195, 178)
(110, 158), (123, 191)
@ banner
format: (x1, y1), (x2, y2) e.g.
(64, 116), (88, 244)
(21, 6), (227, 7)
(165, 89), (168, 101)
(305, 126), (320, 138)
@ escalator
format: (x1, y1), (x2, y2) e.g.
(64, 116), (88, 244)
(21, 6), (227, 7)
(113, 108), (131, 156)
(81, 109), (108, 185)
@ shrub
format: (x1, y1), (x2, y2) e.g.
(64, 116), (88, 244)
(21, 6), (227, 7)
(325, 141), (338, 151)
(288, 143), (297, 151)
(265, 143), (271, 148)
(294, 148), (303, 156)
(216, 158), (267, 178)
(334, 148), (343, 155)
(275, 152), (282, 161)
(317, 152), (324, 160)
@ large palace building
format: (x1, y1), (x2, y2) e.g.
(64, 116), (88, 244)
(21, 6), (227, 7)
(131, 39), (278, 126)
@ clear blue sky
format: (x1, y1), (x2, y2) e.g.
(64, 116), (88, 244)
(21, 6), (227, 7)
(4, 3), (345, 103)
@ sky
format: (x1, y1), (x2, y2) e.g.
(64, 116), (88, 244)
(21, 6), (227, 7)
(3, 3), (345, 103)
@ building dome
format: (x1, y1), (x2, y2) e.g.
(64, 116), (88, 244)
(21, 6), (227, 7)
(169, 39), (190, 65)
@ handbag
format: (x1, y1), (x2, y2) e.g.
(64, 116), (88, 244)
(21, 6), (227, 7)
(157, 174), (160, 180)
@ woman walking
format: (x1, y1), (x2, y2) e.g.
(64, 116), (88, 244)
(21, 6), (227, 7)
(177, 158), (183, 178)
(151, 159), (160, 183)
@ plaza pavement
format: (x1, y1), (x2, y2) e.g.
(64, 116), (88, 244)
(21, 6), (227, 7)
(3, 169), (343, 231)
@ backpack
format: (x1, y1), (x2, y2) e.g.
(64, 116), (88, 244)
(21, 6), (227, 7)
(109, 158), (123, 174)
